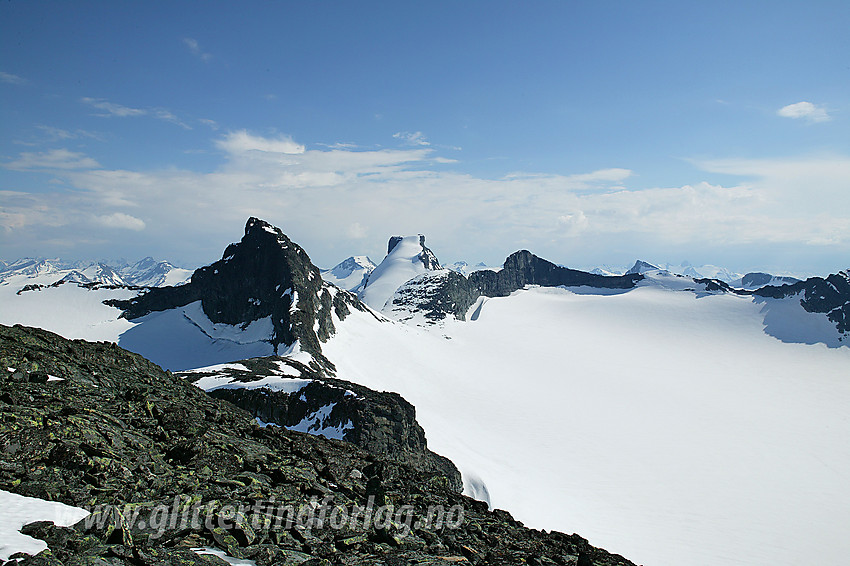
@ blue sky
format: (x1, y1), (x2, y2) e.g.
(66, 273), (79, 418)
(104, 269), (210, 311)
(2, 1), (849, 275)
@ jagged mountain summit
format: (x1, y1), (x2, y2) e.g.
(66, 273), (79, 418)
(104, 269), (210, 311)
(109, 217), (368, 371)
(625, 259), (660, 275)
(60, 262), (128, 286)
(0, 258), (72, 279)
(589, 260), (748, 283)
(6, 219), (848, 358)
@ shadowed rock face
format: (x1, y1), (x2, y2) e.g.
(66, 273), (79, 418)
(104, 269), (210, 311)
(469, 251), (643, 298)
(108, 218), (366, 372)
(0, 323), (637, 566)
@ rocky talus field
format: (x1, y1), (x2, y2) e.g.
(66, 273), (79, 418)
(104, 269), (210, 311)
(0, 324), (636, 566)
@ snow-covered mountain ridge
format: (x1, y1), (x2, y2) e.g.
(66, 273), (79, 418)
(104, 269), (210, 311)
(3, 219), (848, 371)
(0, 256), (191, 288)
(320, 255), (376, 292)
(361, 240), (850, 344)
(589, 258), (811, 286)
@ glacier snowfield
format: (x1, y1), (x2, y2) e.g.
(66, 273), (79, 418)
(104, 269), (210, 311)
(324, 284), (850, 566)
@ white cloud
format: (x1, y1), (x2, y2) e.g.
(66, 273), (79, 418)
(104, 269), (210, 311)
(570, 168), (633, 183)
(0, 71), (27, 85)
(183, 38), (212, 62)
(777, 101), (831, 123)
(96, 213), (146, 231)
(80, 97), (190, 128)
(216, 130), (306, 155)
(2, 132), (848, 274)
(3, 149), (101, 171)
(35, 126), (104, 142)
(152, 109), (191, 129)
(393, 131), (430, 146)
(557, 211), (589, 235)
(347, 222), (367, 239)
(81, 97), (146, 117)
(199, 118), (219, 130)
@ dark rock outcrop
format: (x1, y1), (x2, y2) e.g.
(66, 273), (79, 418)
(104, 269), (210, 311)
(0, 323), (636, 566)
(388, 270), (481, 323)
(385, 249), (644, 323)
(108, 218), (367, 372)
(177, 357), (463, 492)
(689, 270), (850, 340)
(468, 251), (642, 298)
(752, 270), (850, 335)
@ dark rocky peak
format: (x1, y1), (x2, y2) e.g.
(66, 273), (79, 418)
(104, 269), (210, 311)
(626, 259), (660, 275)
(468, 250), (643, 298)
(108, 218), (367, 372)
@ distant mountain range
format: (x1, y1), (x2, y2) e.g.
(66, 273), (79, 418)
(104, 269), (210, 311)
(0, 256), (192, 288)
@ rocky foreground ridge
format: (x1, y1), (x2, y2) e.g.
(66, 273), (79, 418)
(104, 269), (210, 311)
(0, 324), (637, 566)
(176, 357), (463, 493)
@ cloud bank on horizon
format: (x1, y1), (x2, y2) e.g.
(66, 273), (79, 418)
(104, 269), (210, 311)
(3, 128), (849, 275)
(1, 2), (848, 275)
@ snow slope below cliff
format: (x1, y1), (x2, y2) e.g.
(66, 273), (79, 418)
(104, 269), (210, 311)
(323, 284), (850, 566)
